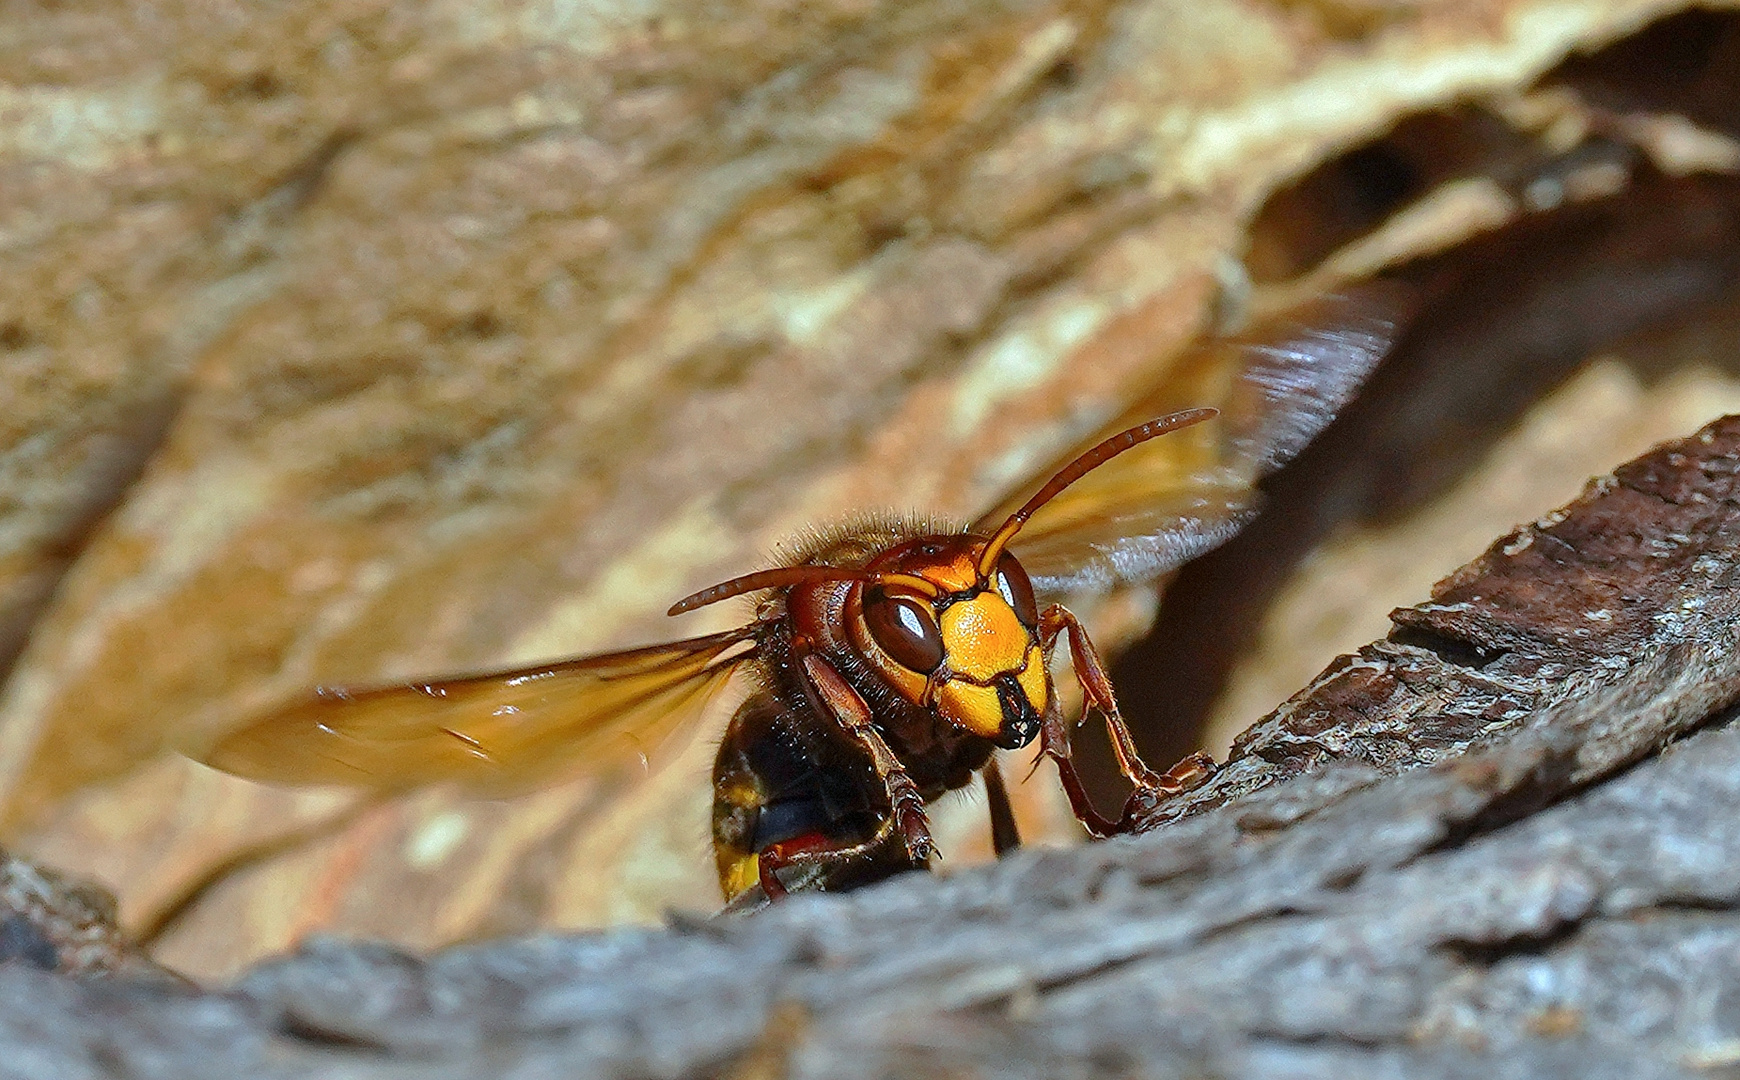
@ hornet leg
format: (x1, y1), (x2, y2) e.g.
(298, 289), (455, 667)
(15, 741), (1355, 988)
(1038, 603), (1215, 836)
(982, 756), (1021, 856)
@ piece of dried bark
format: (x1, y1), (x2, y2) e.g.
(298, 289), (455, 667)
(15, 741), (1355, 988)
(1131, 411), (1740, 830)
(10, 413), (1740, 1077)
(0, 848), (164, 981)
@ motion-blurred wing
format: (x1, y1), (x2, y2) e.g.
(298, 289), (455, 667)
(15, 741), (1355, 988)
(198, 627), (759, 795)
(975, 286), (1408, 594)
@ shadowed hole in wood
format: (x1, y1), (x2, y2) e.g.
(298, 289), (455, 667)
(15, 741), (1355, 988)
(1547, 9), (1740, 140)
(1096, 9), (1740, 797)
(1643, 896), (1740, 915)
(1413, 745), (1584, 860)
(1318, 864), (1366, 892)
(1384, 626), (1512, 672)
(1245, 107), (1532, 284)
(1243, 1028), (1393, 1050)
(1437, 916), (1589, 967)
(1107, 170), (1740, 801)
(273, 1013), (395, 1053)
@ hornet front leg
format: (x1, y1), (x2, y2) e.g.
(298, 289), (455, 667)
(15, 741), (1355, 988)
(1037, 603), (1215, 837)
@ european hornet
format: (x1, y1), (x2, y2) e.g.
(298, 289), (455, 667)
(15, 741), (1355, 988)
(199, 290), (1403, 903)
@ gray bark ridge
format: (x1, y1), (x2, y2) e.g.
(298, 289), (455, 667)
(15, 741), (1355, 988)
(8, 416), (1740, 1080)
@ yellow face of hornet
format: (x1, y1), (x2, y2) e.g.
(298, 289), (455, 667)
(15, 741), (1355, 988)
(849, 536), (1048, 749)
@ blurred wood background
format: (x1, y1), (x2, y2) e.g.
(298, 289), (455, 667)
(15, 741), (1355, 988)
(3, 0), (1740, 980)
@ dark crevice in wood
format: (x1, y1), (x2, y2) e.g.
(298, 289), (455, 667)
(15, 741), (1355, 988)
(1549, 9), (1740, 140)
(1246, 107), (1531, 283)
(1243, 1029), (1392, 1051)
(1435, 920), (1589, 967)
(1110, 172), (1740, 787)
(1383, 625), (1511, 672)
(1409, 745), (1585, 860)
(1110, 13), (1740, 776)
(1636, 896), (1740, 916)
(272, 1013), (397, 1053)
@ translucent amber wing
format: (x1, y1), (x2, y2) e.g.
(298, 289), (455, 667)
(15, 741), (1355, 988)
(975, 288), (1407, 594)
(198, 628), (759, 796)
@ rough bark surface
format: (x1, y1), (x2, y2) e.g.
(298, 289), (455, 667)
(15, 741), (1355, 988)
(1134, 410), (1740, 828)
(0, 851), (139, 980)
(7, 418), (1740, 1078)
